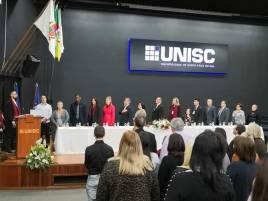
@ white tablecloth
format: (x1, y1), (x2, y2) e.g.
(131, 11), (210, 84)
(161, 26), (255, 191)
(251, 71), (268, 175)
(55, 126), (264, 154)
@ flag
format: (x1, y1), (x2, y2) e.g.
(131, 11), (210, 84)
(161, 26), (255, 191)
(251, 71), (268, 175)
(14, 82), (21, 108)
(34, 83), (41, 106)
(55, 4), (64, 61)
(34, 0), (64, 61)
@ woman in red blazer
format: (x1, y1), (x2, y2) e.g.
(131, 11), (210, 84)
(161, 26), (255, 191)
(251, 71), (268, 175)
(168, 97), (181, 120)
(102, 96), (116, 126)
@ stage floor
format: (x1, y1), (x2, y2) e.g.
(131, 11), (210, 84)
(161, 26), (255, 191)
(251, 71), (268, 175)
(0, 153), (87, 189)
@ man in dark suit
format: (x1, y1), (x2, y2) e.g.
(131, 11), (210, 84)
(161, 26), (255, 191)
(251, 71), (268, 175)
(206, 98), (217, 125)
(4, 91), (21, 153)
(134, 116), (157, 153)
(119, 97), (133, 126)
(218, 100), (230, 125)
(192, 98), (205, 124)
(70, 94), (87, 126)
(152, 97), (165, 121)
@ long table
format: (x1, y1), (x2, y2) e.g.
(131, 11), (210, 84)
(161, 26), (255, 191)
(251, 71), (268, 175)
(55, 126), (264, 154)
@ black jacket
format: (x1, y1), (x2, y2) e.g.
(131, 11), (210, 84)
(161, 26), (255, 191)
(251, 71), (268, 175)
(152, 104), (165, 121)
(135, 127), (157, 153)
(192, 106), (205, 124)
(69, 102), (87, 126)
(119, 105), (133, 126)
(246, 111), (262, 125)
(218, 107), (230, 124)
(87, 105), (101, 125)
(84, 140), (114, 175)
(4, 100), (16, 128)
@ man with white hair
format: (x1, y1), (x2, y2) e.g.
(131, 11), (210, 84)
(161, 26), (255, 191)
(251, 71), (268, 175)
(160, 117), (185, 160)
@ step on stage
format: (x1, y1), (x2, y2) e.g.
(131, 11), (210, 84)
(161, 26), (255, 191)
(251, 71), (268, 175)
(0, 153), (87, 189)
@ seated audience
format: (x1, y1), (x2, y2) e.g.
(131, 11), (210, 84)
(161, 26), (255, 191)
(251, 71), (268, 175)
(168, 97), (180, 120)
(133, 116), (157, 153)
(158, 134), (185, 200)
(96, 130), (160, 201)
(51, 101), (69, 127)
(248, 154), (268, 201)
(84, 126), (114, 201)
(160, 117), (185, 160)
(227, 137), (257, 201)
(215, 127), (230, 172)
(228, 125), (246, 159)
(134, 102), (147, 120)
(232, 103), (245, 125)
(246, 104), (262, 125)
(165, 130), (235, 201)
(242, 122), (267, 159)
(87, 97), (101, 126)
(139, 131), (160, 173)
(101, 96), (115, 126)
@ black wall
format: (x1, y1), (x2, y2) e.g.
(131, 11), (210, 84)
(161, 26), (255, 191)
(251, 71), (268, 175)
(1, 0), (268, 120)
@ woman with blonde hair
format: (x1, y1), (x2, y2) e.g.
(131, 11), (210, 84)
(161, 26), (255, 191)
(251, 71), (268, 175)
(101, 96), (116, 126)
(96, 130), (160, 201)
(168, 97), (180, 120)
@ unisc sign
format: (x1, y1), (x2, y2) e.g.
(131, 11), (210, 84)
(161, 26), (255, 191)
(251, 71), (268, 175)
(128, 39), (228, 75)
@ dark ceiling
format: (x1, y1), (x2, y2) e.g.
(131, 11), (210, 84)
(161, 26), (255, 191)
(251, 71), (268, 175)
(33, 0), (268, 24)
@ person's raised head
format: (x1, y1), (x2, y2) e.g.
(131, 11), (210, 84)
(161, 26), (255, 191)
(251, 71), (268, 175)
(168, 133), (185, 156)
(252, 104), (258, 112)
(155, 97), (162, 105)
(41, 95), (47, 104)
(57, 101), (64, 110)
(207, 98), (213, 107)
(172, 97), (180, 106)
(124, 97), (131, 106)
(170, 118), (184, 133)
(75, 94), (81, 103)
(10, 91), (17, 99)
(234, 125), (246, 135)
(134, 116), (145, 128)
(94, 125), (105, 139)
(115, 130), (153, 175)
(236, 103), (243, 111)
(190, 130), (227, 192)
(220, 100), (226, 108)
(138, 102), (145, 110)
(233, 136), (256, 163)
(91, 97), (97, 106)
(105, 96), (112, 105)
(193, 98), (200, 107)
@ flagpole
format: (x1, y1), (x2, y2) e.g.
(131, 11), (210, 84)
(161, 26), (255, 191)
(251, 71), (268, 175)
(48, 57), (55, 104)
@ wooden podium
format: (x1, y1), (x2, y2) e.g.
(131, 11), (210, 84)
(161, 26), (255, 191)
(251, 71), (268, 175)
(16, 115), (42, 158)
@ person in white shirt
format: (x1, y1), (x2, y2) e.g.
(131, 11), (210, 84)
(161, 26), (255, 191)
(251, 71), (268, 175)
(35, 95), (52, 145)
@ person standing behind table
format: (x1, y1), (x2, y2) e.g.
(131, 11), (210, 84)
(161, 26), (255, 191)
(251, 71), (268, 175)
(84, 126), (114, 201)
(51, 101), (69, 128)
(184, 108), (192, 125)
(152, 97), (165, 121)
(192, 98), (205, 124)
(69, 94), (87, 126)
(35, 95), (52, 145)
(206, 98), (217, 125)
(87, 97), (101, 126)
(4, 91), (21, 153)
(96, 130), (160, 201)
(246, 104), (262, 125)
(168, 97), (180, 121)
(227, 137), (257, 201)
(0, 108), (5, 151)
(218, 100), (230, 125)
(165, 130), (235, 201)
(158, 134), (185, 200)
(134, 102), (147, 120)
(119, 97), (133, 126)
(101, 96), (115, 126)
(232, 103), (246, 125)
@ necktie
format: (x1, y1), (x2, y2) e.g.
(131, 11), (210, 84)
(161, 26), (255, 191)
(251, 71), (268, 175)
(76, 104), (79, 119)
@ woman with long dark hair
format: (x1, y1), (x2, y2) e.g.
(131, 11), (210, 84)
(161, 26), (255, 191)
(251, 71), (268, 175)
(165, 130), (235, 201)
(87, 97), (101, 125)
(158, 133), (185, 200)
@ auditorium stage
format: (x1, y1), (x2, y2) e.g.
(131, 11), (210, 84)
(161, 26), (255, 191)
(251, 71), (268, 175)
(0, 154), (87, 189)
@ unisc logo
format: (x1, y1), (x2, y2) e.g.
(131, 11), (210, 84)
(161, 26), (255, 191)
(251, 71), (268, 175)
(145, 45), (215, 64)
